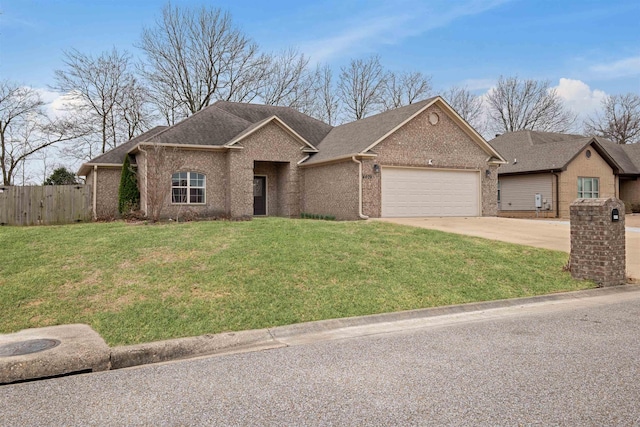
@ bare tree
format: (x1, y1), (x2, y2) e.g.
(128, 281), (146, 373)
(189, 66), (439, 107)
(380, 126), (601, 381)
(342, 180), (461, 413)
(142, 143), (184, 222)
(308, 64), (340, 125)
(261, 48), (311, 107)
(584, 93), (640, 144)
(338, 55), (387, 120)
(139, 3), (265, 117)
(117, 78), (156, 140)
(53, 47), (149, 158)
(486, 76), (576, 134)
(147, 84), (190, 126)
(382, 71), (432, 111)
(0, 80), (79, 185)
(443, 86), (484, 131)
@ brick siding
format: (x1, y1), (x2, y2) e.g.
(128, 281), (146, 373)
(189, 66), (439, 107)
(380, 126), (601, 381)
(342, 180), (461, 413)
(559, 147), (616, 218)
(230, 122), (307, 217)
(362, 105), (498, 217)
(88, 167), (121, 218)
(301, 161), (360, 220)
(570, 198), (625, 286)
(620, 180), (640, 207)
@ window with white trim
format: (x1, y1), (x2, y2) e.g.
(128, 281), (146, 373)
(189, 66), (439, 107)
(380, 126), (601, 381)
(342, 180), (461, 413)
(172, 172), (205, 204)
(577, 177), (599, 198)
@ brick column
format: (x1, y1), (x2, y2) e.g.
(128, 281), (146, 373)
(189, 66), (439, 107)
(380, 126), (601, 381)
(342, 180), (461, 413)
(569, 197), (625, 286)
(227, 150), (253, 218)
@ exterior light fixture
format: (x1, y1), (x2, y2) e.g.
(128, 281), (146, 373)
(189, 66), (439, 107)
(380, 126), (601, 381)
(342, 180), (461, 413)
(373, 164), (380, 173)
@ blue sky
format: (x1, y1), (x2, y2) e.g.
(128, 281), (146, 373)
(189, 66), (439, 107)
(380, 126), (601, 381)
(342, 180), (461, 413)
(1, 0), (639, 117)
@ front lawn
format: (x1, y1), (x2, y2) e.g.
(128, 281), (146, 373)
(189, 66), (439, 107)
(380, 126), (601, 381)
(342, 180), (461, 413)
(0, 218), (592, 346)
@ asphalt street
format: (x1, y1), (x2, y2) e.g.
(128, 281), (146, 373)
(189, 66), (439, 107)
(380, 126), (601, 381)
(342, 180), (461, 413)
(2, 289), (640, 426)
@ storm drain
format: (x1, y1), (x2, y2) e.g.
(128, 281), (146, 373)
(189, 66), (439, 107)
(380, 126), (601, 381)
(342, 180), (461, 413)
(0, 339), (61, 357)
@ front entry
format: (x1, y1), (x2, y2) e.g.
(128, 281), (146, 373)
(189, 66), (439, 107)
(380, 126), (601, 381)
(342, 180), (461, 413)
(253, 176), (266, 216)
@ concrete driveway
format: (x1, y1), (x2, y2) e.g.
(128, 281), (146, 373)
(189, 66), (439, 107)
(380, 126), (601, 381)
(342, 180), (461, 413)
(376, 215), (640, 280)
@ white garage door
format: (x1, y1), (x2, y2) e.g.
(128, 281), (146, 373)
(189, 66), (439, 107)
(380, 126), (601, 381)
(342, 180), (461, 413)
(381, 167), (480, 217)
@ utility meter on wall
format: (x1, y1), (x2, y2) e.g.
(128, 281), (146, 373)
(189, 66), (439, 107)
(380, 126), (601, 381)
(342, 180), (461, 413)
(535, 193), (543, 209)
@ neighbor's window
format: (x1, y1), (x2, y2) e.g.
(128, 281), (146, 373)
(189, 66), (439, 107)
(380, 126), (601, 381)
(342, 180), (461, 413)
(172, 172), (205, 204)
(577, 177), (599, 198)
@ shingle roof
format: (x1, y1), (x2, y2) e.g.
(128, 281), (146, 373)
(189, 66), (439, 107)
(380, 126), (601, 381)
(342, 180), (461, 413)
(86, 126), (167, 165)
(84, 102), (332, 165)
(489, 130), (640, 175)
(213, 101), (333, 147)
(305, 98), (438, 164)
(598, 138), (640, 175)
(620, 143), (640, 173)
(81, 96), (504, 176)
(145, 105), (251, 146)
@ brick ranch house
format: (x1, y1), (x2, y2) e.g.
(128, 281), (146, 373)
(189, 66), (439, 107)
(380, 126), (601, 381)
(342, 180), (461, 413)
(489, 130), (640, 218)
(78, 96), (507, 220)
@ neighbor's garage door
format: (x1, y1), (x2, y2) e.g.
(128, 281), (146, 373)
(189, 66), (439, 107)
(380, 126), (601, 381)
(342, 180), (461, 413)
(381, 167), (480, 217)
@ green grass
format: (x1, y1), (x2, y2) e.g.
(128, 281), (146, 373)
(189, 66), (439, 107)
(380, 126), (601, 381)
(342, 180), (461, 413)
(0, 218), (592, 346)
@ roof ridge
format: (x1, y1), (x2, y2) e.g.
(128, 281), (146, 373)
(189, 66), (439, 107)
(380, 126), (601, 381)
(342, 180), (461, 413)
(334, 97), (437, 129)
(147, 104), (252, 143)
(526, 130), (534, 145)
(214, 100), (333, 129)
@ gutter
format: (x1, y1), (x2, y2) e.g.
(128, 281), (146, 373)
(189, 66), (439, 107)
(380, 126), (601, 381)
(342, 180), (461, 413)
(351, 156), (369, 220)
(300, 153), (377, 168)
(553, 172), (560, 218)
(130, 142), (232, 154)
(138, 145), (148, 214)
(92, 165), (97, 220)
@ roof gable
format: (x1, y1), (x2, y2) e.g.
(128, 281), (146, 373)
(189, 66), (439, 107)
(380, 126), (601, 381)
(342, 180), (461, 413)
(213, 101), (332, 147)
(489, 130), (639, 175)
(305, 96), (505, 165)
(224, 115), (318, 151)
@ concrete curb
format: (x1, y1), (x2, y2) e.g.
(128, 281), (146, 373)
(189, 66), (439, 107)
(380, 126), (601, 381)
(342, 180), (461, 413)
(109, 284), (640, 369)
(2, 285), (639, 383)
(270, 284), (640, 339)
(110, 329), (278, 370)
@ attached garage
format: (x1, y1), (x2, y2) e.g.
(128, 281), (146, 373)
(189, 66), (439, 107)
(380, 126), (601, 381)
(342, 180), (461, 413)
(381, 167), (480, 217)
(498, 174), (553, 211)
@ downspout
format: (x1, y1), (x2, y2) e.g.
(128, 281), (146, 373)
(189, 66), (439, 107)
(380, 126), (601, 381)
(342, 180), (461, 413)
(138, 145), (148, 214)
(351, 156), (369, 220)
(92, 165), (97, 220)
(553, 172), (560, 218)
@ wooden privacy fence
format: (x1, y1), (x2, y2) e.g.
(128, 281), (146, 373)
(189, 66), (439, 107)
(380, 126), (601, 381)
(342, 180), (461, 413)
(0, 185), (92, 226)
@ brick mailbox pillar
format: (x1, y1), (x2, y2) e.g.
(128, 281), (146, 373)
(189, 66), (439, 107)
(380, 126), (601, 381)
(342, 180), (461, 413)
(570, 197), (625, 287)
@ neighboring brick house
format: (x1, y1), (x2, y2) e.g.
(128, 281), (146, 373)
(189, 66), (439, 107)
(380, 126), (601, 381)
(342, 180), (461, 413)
(78, 97), (506, 220)
(489, 130), (640, 218)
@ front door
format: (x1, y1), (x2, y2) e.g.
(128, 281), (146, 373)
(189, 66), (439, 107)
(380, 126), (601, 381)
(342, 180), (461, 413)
(253, 176), (266, 216)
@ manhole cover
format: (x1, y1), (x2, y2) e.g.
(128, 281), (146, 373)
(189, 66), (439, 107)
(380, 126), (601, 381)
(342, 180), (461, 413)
(0, 339), (61, 357)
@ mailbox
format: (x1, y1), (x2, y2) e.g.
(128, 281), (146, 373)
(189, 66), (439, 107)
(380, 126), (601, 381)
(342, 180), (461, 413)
(612, 208), (620, 222)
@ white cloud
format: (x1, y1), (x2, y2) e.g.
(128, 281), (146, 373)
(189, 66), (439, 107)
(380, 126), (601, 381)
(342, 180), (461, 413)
(589, 56), (640, 79)
(553, 78), (607, 123)
(301, 14), (409, 63)
(301, 0), (511, 62)
(33, 87), (82, 119)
